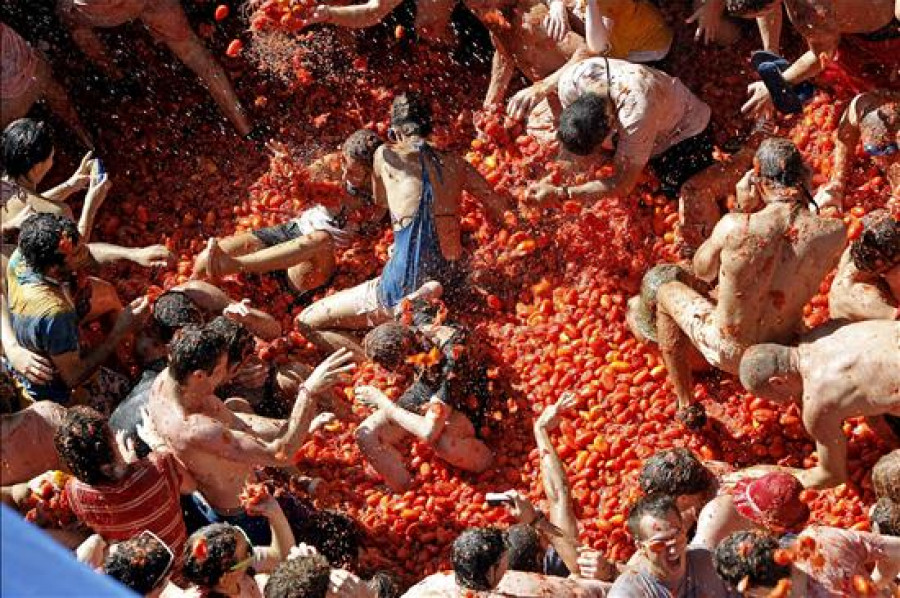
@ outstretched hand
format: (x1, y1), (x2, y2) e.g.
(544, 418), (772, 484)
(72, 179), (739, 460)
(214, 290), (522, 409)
(135, 245), (175, 268)
(542, 0), (570, 43)
(686, 0), (724, 45)
(303, 348), (356, 395)
(536, 391), (577, 431)
(353, 385), (390, 411)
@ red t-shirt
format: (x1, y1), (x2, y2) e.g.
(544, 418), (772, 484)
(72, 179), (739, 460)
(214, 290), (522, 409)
(66, 453), (187, 555)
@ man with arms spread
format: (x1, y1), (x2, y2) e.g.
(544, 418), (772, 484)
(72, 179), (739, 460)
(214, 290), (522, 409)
(655, 138), (846, 427)
(739, 320), (900, 488)
(607, 493), (736, 597)
(56, 0), (251, 135)
(828, 210), (899, 322)
(145, 325), (354, 544)
(722, 0), (899, 117)
(296, 93), (511, 357)
(815, 93), (899, 210)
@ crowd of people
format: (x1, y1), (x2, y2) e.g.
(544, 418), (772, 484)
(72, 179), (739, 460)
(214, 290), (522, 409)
(1, 0), (899, 596)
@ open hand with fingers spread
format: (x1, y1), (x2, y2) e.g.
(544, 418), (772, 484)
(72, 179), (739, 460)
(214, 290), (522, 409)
(303, 348), (356, 396)
(134, 245), (175, 269)
(536, 391), (577, 431)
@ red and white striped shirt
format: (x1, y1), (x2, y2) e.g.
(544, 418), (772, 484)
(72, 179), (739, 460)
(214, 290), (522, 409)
(66, 453), (187, 555)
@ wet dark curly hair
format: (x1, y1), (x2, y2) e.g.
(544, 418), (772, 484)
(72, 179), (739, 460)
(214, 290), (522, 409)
(104, 533), (173, 594)
(264, 553), (331, 598)
(850, 210), (899, 274)
(871, 498), (900, 537)
(342, 129), (383, 166)
(18, 213), (80, 274)
(639, 448), (716, 497)
(391, 93), (432, 137)
(296, 510), (361, 569)
(206, 316), (256, 369)
(362, 322), (420, 371)
(54, 406), (115, 485)
(152, 291), (203, 342)
(181, 524), (241, 589)
(452, 527), (507, 591)
(714, 530), (789, 590)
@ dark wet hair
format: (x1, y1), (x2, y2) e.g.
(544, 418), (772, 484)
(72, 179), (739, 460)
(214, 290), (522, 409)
(153, 291), (203, 342)
(714, 530), (789, 590)
(739, 343), (794, 395)
(755, 137), (809, 190)
(342, 129), (383, 166)
(639, 448), (716, 498)
(367, 571), (400, 598)
(871, 498), (900, 537)
(206, 316), (256, 369)
(725, 0), (776, 15)
(363, 322), (420, 371)
(1, 118), (54, 178)
(264, 553), (331, 598)
(182, 524), (241, 588)
(873, 451), (900, 502)
(18, 213), (80, 274)
(104, 533), (173, 594)
(297, 510), (361, 569)
(168, 325), (228, 384)
(558, 93), (609, 156)
(452, 527), (507, 591)
(506, 524), (542, 573)
(54, 406), (115, 486)
(850, 210), (899, 273)
(627, 493), (681, 540)
(391, 93), (432, 137)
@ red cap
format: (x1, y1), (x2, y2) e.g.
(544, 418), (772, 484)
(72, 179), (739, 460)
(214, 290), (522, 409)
(732, 472), (810, 533)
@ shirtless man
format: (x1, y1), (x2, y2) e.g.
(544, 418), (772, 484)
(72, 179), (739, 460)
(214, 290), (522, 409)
(464, 0), (590, 132)
(0, 23), (92, 149)
(145, 325), (354, 543)
(0, 401), (66, 485)
(192, 130), (386, 295)
(721, 0), (900, 118)
(527, 57), (753, 253)
(829, 210), (899, 322)
(401, 527), (609, 597)
(739, 320), (900, 488)
(815, 93), (899, 210)
(295, 93), (511, 356)
(56, 0), (251, 136)
(656, 138), (846, 427)
(353, 313), (493, 491)
(306, 0), (457, 45)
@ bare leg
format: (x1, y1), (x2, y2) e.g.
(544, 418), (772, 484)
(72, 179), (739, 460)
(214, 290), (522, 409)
(799, 404), (849, 489)
(656, 283), (698, 412)
(146, 0), (251, 136)
(296, 280), (390, 358)
(354, 412), (412, 492)
(35, 57), (93, 149)
(67, 26), (123, 79)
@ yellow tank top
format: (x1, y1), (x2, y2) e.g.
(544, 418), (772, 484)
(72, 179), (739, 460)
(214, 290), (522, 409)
(586, 0), (673, 59)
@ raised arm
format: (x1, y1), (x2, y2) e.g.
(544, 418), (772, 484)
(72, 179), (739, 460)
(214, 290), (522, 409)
(773, 1), (839, 86)
(51, 297), (149, 389)
(584, 0), (611, 55)
(533, 393), (580, 572)
(87, 243), (173, 268)
(458, 156), (512, 226)
(484, 34), (518, 109)
(188, 350), (355, 466)
(246, 494), (296, 573)
(816, 94), (865, 209)
(308, 0), (403, 29)
(755, 2), (783, 53)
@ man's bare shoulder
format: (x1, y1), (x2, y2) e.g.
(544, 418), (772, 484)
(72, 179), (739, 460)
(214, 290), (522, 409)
(400, 572), (457, 597)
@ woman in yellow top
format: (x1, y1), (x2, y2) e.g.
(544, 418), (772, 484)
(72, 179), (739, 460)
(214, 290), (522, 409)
(544, 0), (673, 63)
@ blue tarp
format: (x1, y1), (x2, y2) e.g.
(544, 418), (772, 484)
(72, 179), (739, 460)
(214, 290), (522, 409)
(0, 504), (135, 597)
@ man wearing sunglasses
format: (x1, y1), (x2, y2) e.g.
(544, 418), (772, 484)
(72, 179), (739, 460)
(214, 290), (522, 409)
(815, 93), (900, 211)
(829, 210), (899, 322)
(607, 494), (735, 597)
(739, 319), (900, 489)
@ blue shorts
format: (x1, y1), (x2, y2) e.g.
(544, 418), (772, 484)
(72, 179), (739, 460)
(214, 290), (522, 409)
(185, 492), (272, 545)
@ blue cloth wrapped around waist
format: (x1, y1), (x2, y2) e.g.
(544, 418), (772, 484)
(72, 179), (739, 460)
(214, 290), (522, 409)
(376, 143), (452, 308)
